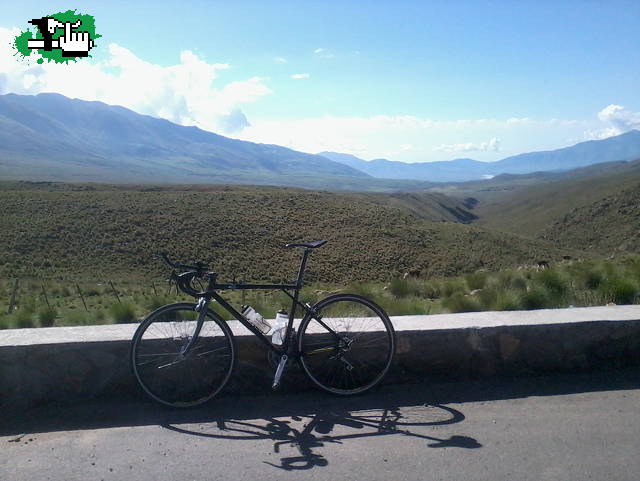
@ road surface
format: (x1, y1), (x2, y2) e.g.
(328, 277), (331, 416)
(2, 369), (639, 480)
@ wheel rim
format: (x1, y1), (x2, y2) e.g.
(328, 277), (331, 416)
(299, 296), (394, 395)
(132, 305), (234, 407)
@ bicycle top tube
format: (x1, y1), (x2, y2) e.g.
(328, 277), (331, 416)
(159, 240), (327, 298)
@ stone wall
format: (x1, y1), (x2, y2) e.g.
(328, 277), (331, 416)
(1, 306), (639, 410)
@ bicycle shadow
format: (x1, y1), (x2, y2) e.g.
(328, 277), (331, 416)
(4, 367), (637, 443)
(162, 400), (481, 471)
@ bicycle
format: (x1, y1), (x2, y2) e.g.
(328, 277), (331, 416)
(130, 240), (397, 407)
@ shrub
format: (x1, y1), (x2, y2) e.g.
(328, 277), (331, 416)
(491, 292), (521, 311)
(383, 296), (431, 315)
(625, 258), (640, 284)
(389, 278), (422, 298)
(443, 293), (481, 313)
(389, 278), (409, 297)
(84, 287), (101, 296)
(53, 309), (91, 326)
(389, 278), (410, 298)
(465, 271), (487, 290)
(346, 282), (378, 299)
(583, 269), (604, 290)
(423, 282), (442, 299)
(38, 306), (58, 327)
(477, 287), (498, 309)
(535, 269), (569, 298)
(15, 309), (35, 328)
(511, 277), (528, 291)
(520, 287), (550, 310)
(145, 295), (171, 311)
(0, 315), (13, 330)
(599, 278), (638, 305)
(441, 279), (466, 297)
(494, 271), (518, 290)
(109, 303), (137, 323)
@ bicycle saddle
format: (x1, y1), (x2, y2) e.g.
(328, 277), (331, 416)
(284, 240), (328, 249)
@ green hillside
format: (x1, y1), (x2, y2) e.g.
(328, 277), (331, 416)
(0, 182), (574, 283)
(358, 191), (478, 223)
(470, 159), (640, 237)
(539, 182), (640, 255)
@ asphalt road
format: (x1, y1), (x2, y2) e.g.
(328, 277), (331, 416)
(2, 369), (639, 481)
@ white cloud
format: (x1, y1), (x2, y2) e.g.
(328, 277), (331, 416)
(313, 47), (334, 58)
(581, 104), (640, 140)
(582, 127), (620, 141)
(291, 73), (310, 79)
(0, 27), (271, 134)
(274, 57), (287, 63)
(598, 104), (640, 133)
(433, 137), (501, 153)
(237, 114), (586, 162)
(217, 108), (251, 134)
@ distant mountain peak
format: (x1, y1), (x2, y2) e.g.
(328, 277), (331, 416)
(321, 130), (640, 182)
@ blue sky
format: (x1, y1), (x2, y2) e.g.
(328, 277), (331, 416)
(1, 0), (639, 162)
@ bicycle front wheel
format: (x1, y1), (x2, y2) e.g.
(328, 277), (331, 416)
(131, 302), (236, 407)
(298, 294), (396, 395)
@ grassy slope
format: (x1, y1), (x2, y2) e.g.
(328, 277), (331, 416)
(0, 182), (575, 283)
(539, 182), (640, 255)
(361, 192), (478, 223)
(468, 159), (640, 237)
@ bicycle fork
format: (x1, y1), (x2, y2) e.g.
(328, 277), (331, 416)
(179, 297), (209, 357)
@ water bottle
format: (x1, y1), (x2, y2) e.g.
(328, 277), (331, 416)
(241, 305), (271, 334)
(271, 309), (289, 345)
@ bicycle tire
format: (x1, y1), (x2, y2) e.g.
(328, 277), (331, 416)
(131, 302), (236, 407)
(298, 294), (396, 395)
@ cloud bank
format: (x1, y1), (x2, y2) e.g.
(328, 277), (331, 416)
(237, 115), (590, 162)
(596, 104), (640, 136)
(0, 27), (271, 134)
(434, 137), (501, 153)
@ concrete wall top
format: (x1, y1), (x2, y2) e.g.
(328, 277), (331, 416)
(1, 305), (639, 347)
(397, 305), (640, 330)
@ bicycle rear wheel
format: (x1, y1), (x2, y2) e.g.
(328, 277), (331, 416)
(298, 294), (396, 395)
(131, 302), (236, 407)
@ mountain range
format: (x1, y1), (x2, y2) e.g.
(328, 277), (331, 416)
(1, 92), (640, 187)
(0, 92), (366, 184)
(321, 129), (640, 182)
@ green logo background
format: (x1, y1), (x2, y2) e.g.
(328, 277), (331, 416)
(13, 9), (100, 64)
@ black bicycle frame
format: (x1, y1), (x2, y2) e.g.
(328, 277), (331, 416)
(184, 248), (338, 357)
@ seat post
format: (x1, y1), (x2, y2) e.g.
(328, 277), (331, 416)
(295, 248), (311, 288)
